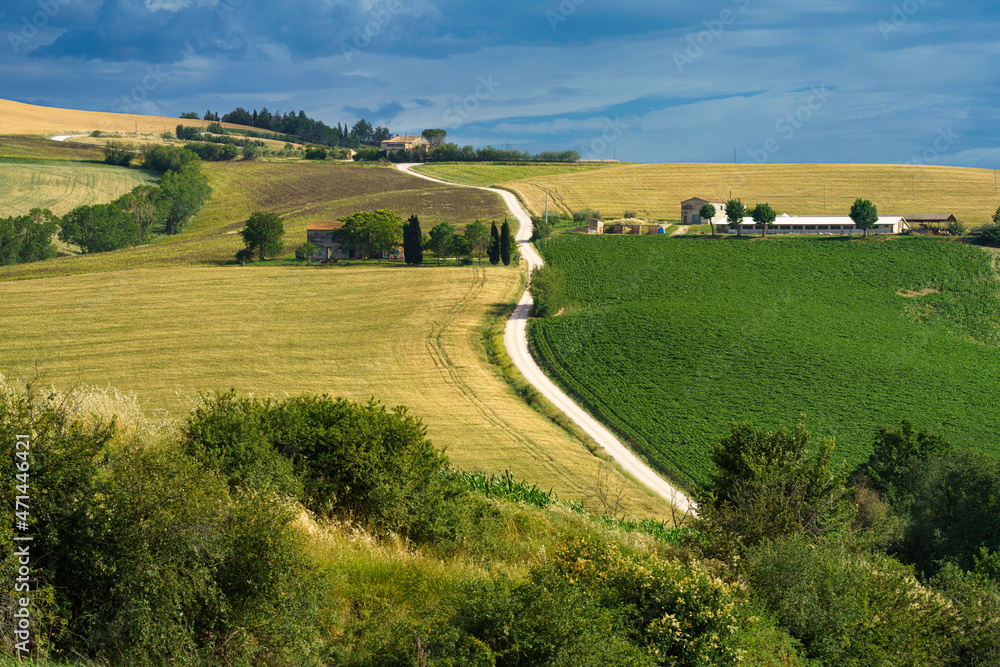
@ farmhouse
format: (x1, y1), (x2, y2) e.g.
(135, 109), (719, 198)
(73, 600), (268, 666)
(307, 222), (402, 260)
(718, 214), (908, 235)
(380, 135), (430, 155)
(681, 197), (727, 226)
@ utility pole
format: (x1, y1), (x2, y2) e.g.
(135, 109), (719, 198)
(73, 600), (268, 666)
(824, 185), (826, 209)
(912, 176), (915, 201)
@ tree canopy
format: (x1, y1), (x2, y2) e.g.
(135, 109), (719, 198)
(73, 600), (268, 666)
(428, 222), (455, 265)
(849, 198), (879, 238)
(464, 220), (490, 266)
(699, 203), (717, 236)
(403, 214), (423, 265)
(338, 209), (404, 262)
(239, 211), (285, 262)
(751, 202), (777, 237)
(724, 199), (746, 237)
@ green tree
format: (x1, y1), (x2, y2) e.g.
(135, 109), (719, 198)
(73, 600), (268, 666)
(103, 140), (135, 167)
(751, 202), (777, 237)
(404, 214), (423, 265)
(239, 211), (285, 262)
(296, 241), (319, 263)
(724, 198), (746, 237)
(429, 221), (455, 265)
(338, 209), (404, 263)
(421, 128), (447, 147)
(699, 203), (717, 236)
(179, 111), (200, 119)
(0, 208), (59, 265)
(993, 205), (1000, 225)
(698, 422), (853, 552)
(856, 420), (951, 493)
(849, 198), (879, 238)
(500, 219), (512, 265)
(529, 265), (566, 317)
(488, 221), (501, 265)
(58, 204), (140, 253)
(115, 185), (160, 243)
(464, 220), (490, 266)
(157, 165), (211, 235)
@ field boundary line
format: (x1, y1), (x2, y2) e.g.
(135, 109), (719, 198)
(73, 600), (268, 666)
(395, 162), (695, 515)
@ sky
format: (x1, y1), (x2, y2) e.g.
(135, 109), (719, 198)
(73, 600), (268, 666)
(1, 0), (998, 166)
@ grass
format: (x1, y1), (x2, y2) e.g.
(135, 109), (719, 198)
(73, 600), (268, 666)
(413, 161), (619, 187)
(501, 162), (1000, 225)
(0, 161), (509, 281)
(531, 234), (1000, 488)
(0, 263), (671, 518)
(0, 135), (105, 161)
(0, 158), (159, 217)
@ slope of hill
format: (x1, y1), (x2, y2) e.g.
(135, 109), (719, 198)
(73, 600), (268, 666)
(0, 97), (259, 135)
(0, 264), (669, 517)
(532, 234), (1000, 487)
(0, 161), (509, 280)
(499, 162), (1000, 225)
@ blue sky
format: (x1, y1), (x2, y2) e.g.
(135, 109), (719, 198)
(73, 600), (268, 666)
(2, 0), (998, 166)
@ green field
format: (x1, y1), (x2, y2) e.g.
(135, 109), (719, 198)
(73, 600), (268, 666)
(413, 161), (618, 187)
(0, 161), (509, 281)
(531, 234), (1000, 488)
(0, 157), (159, 217)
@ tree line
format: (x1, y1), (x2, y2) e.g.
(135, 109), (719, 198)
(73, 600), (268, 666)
(238, 208), (517, 267)
(1, 145), (213, 263)
(187, 107), (391, 148)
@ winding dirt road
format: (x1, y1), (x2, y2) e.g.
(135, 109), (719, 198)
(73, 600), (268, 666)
(396, 163), (694, 515)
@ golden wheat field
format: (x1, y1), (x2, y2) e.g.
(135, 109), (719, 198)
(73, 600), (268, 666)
(0, 159), (158, 217)
(0, 97), (260, 136)
(0, 264), (671, 518)
(500, 162), (1000, 225)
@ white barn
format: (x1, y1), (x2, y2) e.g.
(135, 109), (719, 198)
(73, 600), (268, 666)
(719, 214), (908, 236)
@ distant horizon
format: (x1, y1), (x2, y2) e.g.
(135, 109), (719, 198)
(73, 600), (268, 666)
(11, 90), (1000, 171)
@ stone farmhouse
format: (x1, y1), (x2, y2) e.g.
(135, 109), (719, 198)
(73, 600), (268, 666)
(306, 222), (404, 260)
(379, 135), (430, 156)
(680, 197), (727, 226)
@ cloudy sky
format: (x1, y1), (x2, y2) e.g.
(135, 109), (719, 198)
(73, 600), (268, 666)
(2, 0), (998, 166)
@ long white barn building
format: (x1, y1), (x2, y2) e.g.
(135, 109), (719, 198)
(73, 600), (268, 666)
(719, 214), (908, 235)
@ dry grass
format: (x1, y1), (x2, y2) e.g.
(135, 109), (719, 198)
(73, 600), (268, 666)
(414, 162), (618, 187)
(0, 97), (265, 136)
(0, 159), (158, 217)
(502, 162), (1000, 225)
(0, 264), (672, 518)
(0, 161), (509, 281)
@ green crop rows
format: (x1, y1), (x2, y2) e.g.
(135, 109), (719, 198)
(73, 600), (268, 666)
(531, 234), (1000, 489)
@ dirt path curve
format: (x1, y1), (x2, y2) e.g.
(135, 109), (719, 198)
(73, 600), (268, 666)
(395, 163), (694, 515)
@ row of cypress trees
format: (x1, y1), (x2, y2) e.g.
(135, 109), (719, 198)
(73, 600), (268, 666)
(403, 215), (514, 266)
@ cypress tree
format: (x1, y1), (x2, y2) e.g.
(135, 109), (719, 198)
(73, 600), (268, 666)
(500, 218), (512, 266)
(489, 221), (501, 265)
(405, 214), (423, 265)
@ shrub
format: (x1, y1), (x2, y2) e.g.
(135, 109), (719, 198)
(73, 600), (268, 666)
(979, 221), (1000, 246)
(529, 264), (566, 317)
(622, 210), (637, 219)
(947, 220), (967, 236)
(572, 208), (601, 223)
(242, 143), (261, 160)
(530, 215), (553, 241)
(142, 144), (200, 172)
(304, 146), (328, 160)
(103, 140), (135, 167)
(744, 535), (952, 666)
